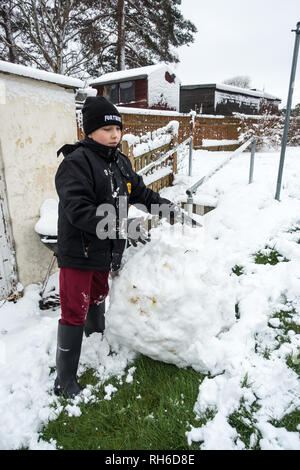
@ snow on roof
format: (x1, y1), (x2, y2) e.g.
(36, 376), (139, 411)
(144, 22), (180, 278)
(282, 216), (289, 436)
(0, 60), (84, 89)
(90, 63), (174, 86)
(181, 83), (281, 101)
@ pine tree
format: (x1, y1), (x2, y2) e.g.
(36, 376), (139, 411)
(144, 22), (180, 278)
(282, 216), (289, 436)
(114, 0), (197, 71)
(81, 0), (197, 75)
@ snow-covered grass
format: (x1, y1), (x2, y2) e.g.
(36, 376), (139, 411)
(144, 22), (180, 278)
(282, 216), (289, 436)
(0, 145), (300, 450)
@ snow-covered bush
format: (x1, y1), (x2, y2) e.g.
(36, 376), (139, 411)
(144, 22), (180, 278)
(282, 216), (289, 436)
(236, 112), (300, 151)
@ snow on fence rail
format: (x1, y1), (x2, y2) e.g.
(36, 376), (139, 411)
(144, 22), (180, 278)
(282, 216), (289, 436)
(121, 121), (179, 191)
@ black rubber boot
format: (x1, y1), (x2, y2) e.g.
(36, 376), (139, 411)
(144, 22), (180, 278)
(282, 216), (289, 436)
(54, 321), (84, 398)
(84, 301), (105, 337)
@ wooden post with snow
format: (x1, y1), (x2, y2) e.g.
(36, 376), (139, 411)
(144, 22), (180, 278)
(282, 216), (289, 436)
(121, 139), (134, 168)
(172, 133), (178, 176)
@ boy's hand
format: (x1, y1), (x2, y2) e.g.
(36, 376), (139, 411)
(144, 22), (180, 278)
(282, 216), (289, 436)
(127, 218), (151, 247)
(110, 270), (120, 279)
(119, 217), (151, 247)
(110, 252), (122, 272)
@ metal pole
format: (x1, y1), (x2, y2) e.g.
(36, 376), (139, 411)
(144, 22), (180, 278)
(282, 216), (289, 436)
(275, 22), (300, 201)
(40, 253), (57, 299)
(249, 138), (256, 184)
(188, 136), (193, 176)
(187, 193), (193, 217)
(187, 136), (194, 215)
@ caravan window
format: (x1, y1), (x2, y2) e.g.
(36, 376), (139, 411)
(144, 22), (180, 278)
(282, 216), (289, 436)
(104, 84), (118, 104)
(120, 81), (135, 103)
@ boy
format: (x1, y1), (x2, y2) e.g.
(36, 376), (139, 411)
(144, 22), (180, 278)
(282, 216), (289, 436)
(54, 96), (177, 397)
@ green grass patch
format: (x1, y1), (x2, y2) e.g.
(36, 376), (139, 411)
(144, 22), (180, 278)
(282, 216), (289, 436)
(287, 224), (300, 233)
(227, 368), (300, 449)
(287, 224), (300, 244)
(40, 355), (206, 450)
(268, 308), (300, 354)
(235, 303), (241, 320)
(270, 409), (300, 433)
(253, 245), (289, 265)
(227, 375), (262, 450)
(267, 303), (300, 434)
(228, 398), (262, 450)
(232, 265), (245, 276)
(255, 303), (300, 374)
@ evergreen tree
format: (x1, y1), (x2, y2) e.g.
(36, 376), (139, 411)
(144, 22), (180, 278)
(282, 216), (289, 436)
(114, 0), (197, 71)
(80, 0), (197, 75)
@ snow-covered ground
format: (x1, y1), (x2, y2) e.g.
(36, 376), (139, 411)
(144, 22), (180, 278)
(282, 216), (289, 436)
(0, 146), (300, 450)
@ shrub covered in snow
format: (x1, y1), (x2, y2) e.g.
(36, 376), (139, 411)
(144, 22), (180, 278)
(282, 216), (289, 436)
(237, 112), (300, 151)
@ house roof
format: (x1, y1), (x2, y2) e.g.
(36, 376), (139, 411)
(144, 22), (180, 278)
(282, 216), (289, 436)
(90, 63), (175, 86)
(181, 83), (281, 101)
(0, 60), (84, 89)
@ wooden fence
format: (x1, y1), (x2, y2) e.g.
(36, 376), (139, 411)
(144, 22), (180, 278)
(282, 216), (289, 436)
(118, 112), (241, 148)
(77, 109), (300, 150)
(77, 111), (241, 149)
(120, 123), (178, 191)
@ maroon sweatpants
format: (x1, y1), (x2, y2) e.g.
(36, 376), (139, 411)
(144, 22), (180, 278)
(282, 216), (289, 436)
(59, 267), (110, 326)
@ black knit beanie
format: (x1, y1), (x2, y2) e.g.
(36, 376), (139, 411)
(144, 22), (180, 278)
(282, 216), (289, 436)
(82, 96), (123, 135)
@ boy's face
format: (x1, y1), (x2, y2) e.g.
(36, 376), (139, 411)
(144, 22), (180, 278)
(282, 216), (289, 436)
(88, 125), (122, 147)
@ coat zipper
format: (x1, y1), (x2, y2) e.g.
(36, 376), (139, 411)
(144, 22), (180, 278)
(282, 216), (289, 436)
(81, 232), (89, 258)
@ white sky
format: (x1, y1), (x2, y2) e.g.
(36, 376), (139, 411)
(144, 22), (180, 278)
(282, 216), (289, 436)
(175, 0), (300, 107)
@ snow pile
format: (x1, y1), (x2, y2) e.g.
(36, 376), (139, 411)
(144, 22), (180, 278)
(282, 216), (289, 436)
(107, 181), (300, 373)
(107, 223), (236, 373)
(34, 199), (58, 236)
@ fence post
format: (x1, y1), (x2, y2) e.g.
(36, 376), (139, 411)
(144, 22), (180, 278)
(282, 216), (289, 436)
(121, 139), (134, 168)
(172, 133), (178, 175)
(249, 138), (256, 184)
(188, 137), (193, 177)
(187, 191), (193, 217)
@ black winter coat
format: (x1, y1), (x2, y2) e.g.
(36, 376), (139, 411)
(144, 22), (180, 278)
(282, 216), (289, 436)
(55, 137), (171, 271)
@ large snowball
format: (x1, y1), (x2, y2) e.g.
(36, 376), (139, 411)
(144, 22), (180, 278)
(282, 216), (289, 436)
(106, 223), (237, 374)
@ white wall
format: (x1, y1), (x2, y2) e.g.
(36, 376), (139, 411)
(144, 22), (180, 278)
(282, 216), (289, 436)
(0, 73), (77, 289)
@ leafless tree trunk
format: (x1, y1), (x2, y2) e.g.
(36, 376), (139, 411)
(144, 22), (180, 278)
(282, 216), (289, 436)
(0, 1), (19, 63)
(117, 0), (126, 70)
